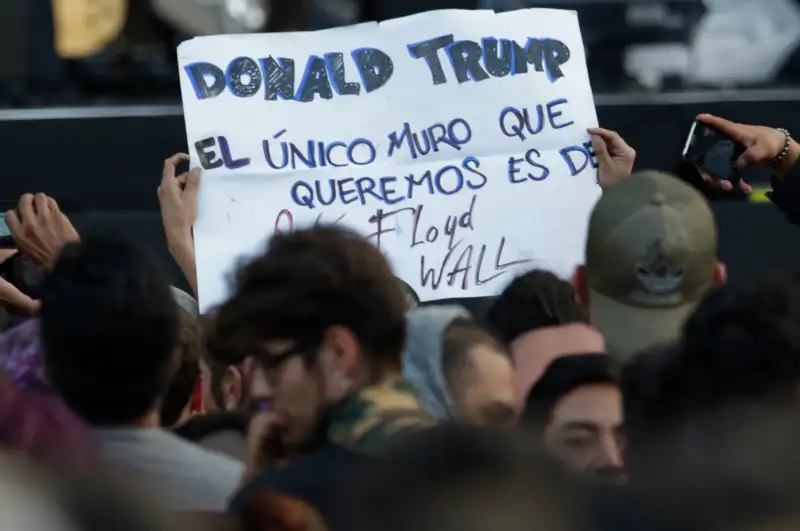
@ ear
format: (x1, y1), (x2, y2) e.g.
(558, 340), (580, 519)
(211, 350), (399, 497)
(171, 349), (182, 376)
(221, 365), (243, 409)
(322, 325), (360, 376)
(571, 265), (590, 307)
(241, 357), (256, 380)
(713, 262), (727, 286)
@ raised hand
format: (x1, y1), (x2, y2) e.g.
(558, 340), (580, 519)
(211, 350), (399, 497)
(588, 127), (636, 189)
(4, 194), (79, 271)
(695, 114), (800, 192)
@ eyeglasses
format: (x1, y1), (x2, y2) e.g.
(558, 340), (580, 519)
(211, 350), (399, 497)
(256, 343), (317, 387)
(260, 348), (303, 371)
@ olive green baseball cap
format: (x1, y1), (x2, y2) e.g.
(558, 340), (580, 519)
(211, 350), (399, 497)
(585, 171), (718, 358)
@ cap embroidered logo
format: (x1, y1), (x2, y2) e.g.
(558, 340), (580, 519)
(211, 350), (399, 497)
(635, 240), (685, 296)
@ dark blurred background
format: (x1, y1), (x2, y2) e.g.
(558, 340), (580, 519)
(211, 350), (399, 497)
(2, 0), (799, 193)
(2, 0), (800, 289)
(4, 0), (800, 106)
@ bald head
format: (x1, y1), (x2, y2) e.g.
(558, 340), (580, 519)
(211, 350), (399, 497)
(511, 323), (606, 405)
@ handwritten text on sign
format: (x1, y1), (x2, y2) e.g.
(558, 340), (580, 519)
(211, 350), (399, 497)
(178, 9), (602, 312)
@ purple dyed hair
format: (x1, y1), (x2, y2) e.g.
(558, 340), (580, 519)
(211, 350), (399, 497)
(0, 318), (50, 393)
(0, 377), (96, 466)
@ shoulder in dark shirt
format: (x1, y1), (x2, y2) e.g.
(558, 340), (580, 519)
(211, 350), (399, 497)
(230, 445), (365, 529)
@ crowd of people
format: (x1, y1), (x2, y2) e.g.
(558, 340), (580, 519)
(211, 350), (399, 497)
(0, 112), (799, 531)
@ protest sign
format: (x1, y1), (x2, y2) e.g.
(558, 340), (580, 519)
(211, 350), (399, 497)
(177, 8), (601, 313)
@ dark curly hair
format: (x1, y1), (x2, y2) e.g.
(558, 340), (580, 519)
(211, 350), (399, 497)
(212, 226), (407, 373)
(40, 237), (178, 425)
(484, 269), (588, 345)
(620, 342), (683, 481)
(679, 275), (800, 414)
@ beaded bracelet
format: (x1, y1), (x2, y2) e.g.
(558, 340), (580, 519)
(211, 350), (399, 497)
(774, 128), (791, 164)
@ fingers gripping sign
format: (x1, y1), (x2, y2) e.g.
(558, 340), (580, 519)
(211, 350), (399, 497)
(158, 153), (202, 242)
(587, 127), (636, 189)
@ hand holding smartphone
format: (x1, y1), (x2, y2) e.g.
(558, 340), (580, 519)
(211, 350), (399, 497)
(0, 200), (44, 312)
(683, 120), (746, 184)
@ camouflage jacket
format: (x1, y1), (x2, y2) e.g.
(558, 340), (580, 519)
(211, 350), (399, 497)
(230, 377), (433, 528)
(326, 377), (434, 456)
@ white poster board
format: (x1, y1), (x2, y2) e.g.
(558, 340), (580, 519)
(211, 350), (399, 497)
(177, 8), (601, 313)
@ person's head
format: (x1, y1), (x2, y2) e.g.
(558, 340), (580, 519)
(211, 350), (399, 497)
(160, 307), (202, 426)
(170, 286), (199, 315)
(619, 342), (683, 482)
(679, 275), (800, 417)
(398, 278), (420, 310)
(202, 311), (252, 412)
(441, 318), (516, 425)
(573, 171), (726, 359)
(511, 325), (606, 407)
(404, 306), (515, 425)
(340, 424), (577, 531)
(673, 277), (800, 511)
(40, 237), (179, 426)
(485, 269), (588, 346)
(403, 305), (471, 420)
(485, 269), (603, 403)
(212, 226), (407, 447)
(199, 356), (248, 412)
(522, 354), (625, 483)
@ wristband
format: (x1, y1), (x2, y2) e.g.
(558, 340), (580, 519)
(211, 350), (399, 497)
(773, 128), (791, 164)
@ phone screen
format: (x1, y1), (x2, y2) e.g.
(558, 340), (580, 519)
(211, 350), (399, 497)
(0, 201), (16, 239)
(0, 209), (12, 238)
(683, 121), (745, 181)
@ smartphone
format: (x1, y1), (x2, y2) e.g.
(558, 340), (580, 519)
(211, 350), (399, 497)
(0, 245), (43, 299)
(0, 201), (15, 249)
(683, 120), (746, 182)
(0, 201), (14, 237)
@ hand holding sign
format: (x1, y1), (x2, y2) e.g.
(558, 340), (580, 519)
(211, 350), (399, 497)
(158, 153), (202, 296)
(588, 127), (636, 189)
(158, 153), (201, 244)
